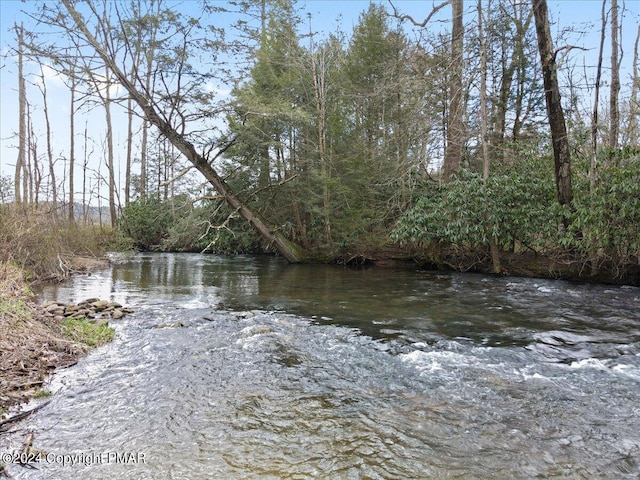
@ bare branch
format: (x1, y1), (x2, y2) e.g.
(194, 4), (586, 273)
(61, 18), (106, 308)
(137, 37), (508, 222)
(552, 44), (589, 63)
(159, 165), (194, 187)
(388, 0), (450, 27)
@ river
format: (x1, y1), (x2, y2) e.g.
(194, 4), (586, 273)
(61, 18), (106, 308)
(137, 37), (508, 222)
(2, 253), (640, 479)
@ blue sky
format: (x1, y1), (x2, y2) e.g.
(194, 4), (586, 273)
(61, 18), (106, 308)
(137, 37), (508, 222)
(0, 0), (638, 199)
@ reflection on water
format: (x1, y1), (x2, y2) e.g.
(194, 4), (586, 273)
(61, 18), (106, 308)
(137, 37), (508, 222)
(3, 253), (640, 479)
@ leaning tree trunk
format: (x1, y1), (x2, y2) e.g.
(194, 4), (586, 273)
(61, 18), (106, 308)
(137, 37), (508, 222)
(532, 0), (572, 208)
(61, 0), (315, 263)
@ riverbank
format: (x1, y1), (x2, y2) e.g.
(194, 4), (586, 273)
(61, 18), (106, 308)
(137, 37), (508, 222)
(0, 263), (115, 414)
(327, 243), (640, 287)
(413, 249), (640, 287)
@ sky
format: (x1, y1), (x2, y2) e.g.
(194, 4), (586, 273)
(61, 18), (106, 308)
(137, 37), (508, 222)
(0, 0), (638, 204)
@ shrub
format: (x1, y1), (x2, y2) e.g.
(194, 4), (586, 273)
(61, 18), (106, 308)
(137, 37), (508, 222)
(119, 195), (173, 250)
(393, 151), (639, 276)
(0, 206), (115, 280)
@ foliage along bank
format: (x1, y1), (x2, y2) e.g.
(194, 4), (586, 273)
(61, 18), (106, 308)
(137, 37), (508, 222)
(13, 1), (636, 284)
(393, 148), (640, 285)
(117, 144), (640, 286)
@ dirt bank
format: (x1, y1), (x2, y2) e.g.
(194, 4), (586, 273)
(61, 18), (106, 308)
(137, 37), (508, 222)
(0, 264), (87, 412)
(0, 257), (118, 414)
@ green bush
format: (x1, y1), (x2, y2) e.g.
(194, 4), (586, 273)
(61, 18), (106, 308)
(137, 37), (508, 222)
(119, 195), (173, 250)
(120, 195), (264, 254)
(393, 151), (640, 274)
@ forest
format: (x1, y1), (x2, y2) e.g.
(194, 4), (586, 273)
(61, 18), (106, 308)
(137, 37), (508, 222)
(0, 0), (638, 284)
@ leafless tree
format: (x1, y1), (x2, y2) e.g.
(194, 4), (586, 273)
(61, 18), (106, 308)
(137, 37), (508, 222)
(442, 0), (465, 182)
(532, 0), (572, 208)
(591, 0), (607, 191)
(57, 0), (313, 262)
(15, 23), (26, 206)
(609, 0), (620, 148)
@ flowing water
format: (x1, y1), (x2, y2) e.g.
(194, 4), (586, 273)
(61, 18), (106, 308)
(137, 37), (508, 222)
(2, 253), (640, 479)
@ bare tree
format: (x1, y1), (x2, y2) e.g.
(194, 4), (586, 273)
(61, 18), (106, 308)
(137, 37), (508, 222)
(36, 64), (58, 211)
(591, 0), (607, 191)
(629, 25), (640, 146)
(26, 101), (36, 205)
(477, 0), (501, 273)
(104, 66), (118, 227)
(68, 69), (76, 221)
(15, 23), (26, 206)
(442, 0), (464, 182)
(609, 0), (620, 149)
(125, 97), (134, 206)
(390, 0), (466, 181)
(532, 0), (572, 208)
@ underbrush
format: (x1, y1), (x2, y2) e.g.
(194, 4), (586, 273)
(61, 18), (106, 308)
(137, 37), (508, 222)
(0, 264), (81, 409)
(394, 152), (640, 284)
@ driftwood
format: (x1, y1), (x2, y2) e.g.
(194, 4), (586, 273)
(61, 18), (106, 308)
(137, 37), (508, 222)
(0, 400), (50, 431)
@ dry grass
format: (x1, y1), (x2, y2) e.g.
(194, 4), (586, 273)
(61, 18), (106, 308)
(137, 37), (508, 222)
(0, 205), (113, 281)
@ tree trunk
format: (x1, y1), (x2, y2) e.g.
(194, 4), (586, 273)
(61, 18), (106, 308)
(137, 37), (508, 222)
(104, 68), (118, 227)
(39, 64), (57, 212)
(15, 23), (25, 206)
(609, 0), (620, 149)
(591, 0), (607, 191)
(478, 0), (501, 274)
(311, 43), (332, 245)
(532, 0), (572, 208)
(68, 70), (76, 221)
(83, 122), (89, 224)
(61, 0), (315, 263)
(125, 96), (133, 206)
(630, 25), (640, 146)
(442, 0), (464, 182)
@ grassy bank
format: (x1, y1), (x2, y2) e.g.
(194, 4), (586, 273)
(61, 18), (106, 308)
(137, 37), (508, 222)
(0, 263), (114, 413)
(0, 206), (121, 415)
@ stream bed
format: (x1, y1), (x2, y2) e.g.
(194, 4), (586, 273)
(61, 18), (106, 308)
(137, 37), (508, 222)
(2, 253), (640, 479)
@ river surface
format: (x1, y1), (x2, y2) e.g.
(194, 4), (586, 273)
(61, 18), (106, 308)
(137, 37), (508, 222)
(3, 253), (640, 479)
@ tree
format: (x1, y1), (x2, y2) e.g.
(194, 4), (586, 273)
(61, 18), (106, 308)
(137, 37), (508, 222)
(477, 0), (501, 273)
(591, 0), (607, 191)
(609, 0), (620, 149)
(15, 23), (26, 206)
(59, 0), (313, 262)
(36, 63), (58, 211)
(68, 69), (76, 221)
(629, 25), (640, 146)
(532, 0), (572, 208)
(442, 0), (464, 182)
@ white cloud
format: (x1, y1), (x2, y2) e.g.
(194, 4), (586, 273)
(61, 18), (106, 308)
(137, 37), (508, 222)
(205, 80), (230, 98)
(39, 62), (66, 89)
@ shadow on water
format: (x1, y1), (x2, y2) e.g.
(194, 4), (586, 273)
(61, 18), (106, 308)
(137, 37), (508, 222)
(6, 252), (638, 479)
